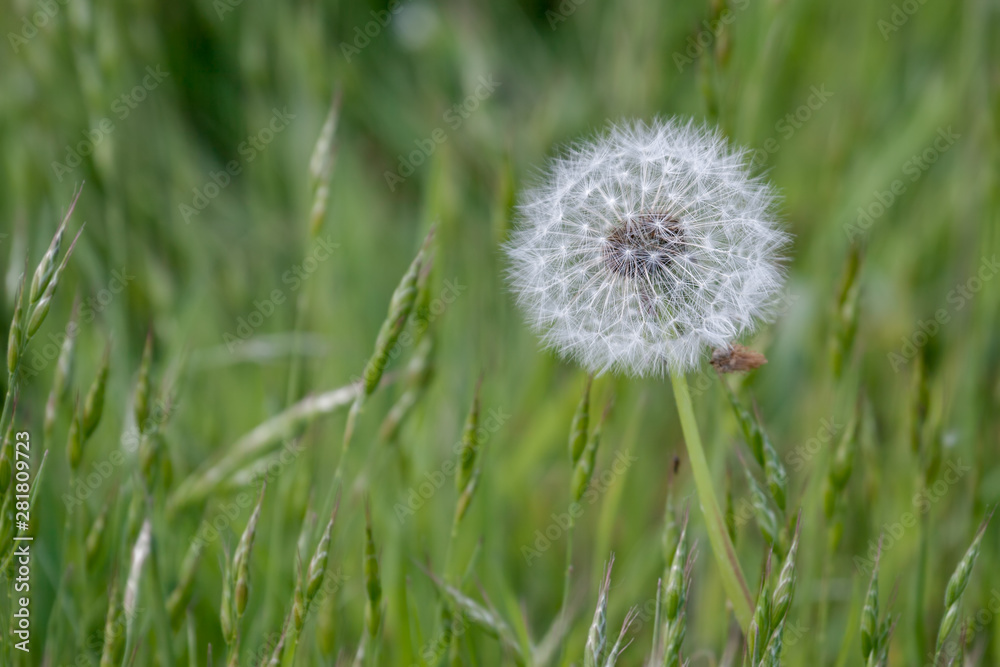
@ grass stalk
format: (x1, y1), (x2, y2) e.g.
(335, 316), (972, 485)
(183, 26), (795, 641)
(913, 510), (930, 662)
(669, 372), (753, 630)
(555, 515), (575, 666)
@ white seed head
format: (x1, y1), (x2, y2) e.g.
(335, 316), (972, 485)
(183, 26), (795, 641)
(505, 118), (789, 376)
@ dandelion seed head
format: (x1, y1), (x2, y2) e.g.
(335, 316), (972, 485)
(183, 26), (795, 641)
(505, 118), (790, 376)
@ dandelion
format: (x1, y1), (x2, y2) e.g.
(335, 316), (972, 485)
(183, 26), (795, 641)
(506, 118), (789, 631)
(505, 118), (788, 377)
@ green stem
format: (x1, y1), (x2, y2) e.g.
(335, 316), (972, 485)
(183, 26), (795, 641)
(186, 613), (198, 667)
(819, 549), (832, 658)
(284, 633), (300, 667)
(425, 510), (462, 667)
(443, 512), (461, 583)
(334, 398), (363, 487)
(42, 472), (77, 664)
(147, 545), (177, 666)
(560, 517), (574, 617)
(555, 516), (575, 666)
(280, 612), (299, 667)
(670, 372), (753, 630)
(914, 508), (930, 663)
(0, 371), (18, 450)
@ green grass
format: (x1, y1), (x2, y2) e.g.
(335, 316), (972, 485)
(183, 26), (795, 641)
(0, 0), (997, 665)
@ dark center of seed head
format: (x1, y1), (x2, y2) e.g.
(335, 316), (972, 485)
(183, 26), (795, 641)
(603, 213), (683, 279)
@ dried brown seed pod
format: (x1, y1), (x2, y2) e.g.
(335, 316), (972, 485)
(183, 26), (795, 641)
(710, 345), (767, 374)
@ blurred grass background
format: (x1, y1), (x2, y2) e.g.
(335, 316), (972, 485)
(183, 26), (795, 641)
(1, 0), (998, 664)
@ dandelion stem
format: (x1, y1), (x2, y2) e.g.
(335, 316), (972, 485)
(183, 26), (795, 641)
(669, 372), (753, 630)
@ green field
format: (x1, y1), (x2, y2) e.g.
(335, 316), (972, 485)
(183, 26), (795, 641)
(1, 0), (998, 664)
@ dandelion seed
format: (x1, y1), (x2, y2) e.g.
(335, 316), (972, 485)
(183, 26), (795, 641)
(506, 119), (788, 377)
